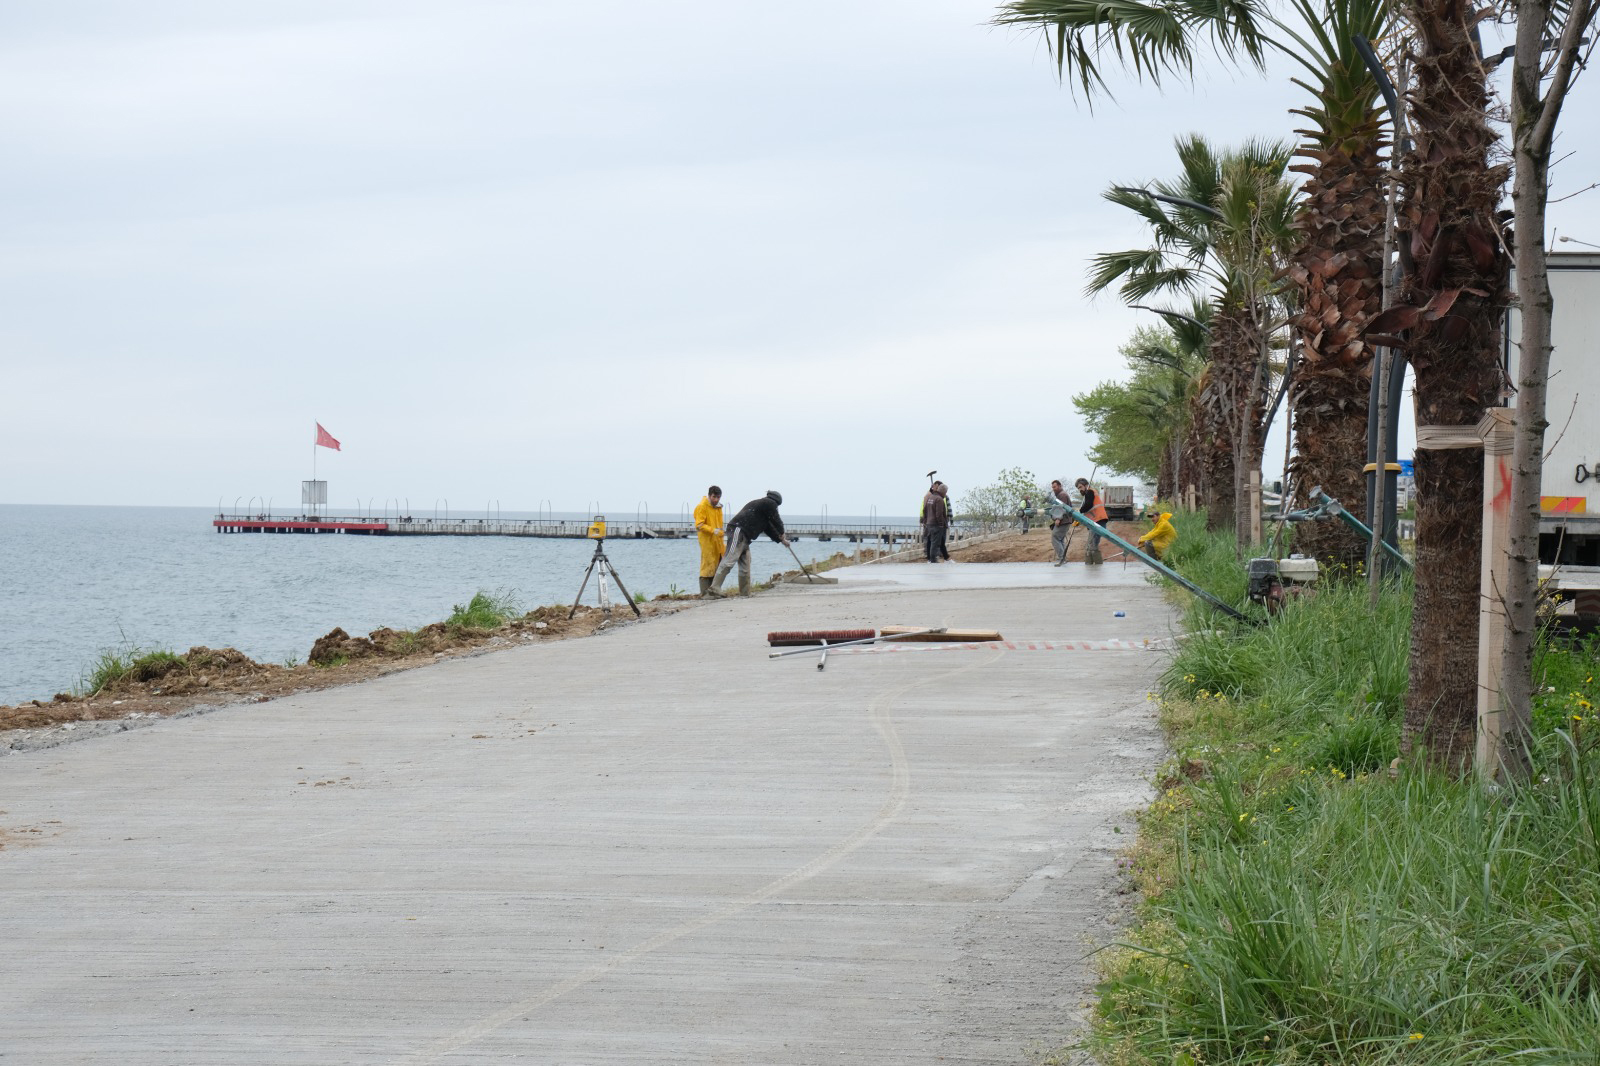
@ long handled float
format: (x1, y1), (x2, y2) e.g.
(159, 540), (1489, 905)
(1059, 506), (1256, 625)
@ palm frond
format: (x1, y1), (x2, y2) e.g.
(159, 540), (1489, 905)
(1084, 248), (1169, 295)
(992, 0), (1198, 101)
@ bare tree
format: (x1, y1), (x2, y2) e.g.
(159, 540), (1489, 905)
(1498, 0), (1600, 778)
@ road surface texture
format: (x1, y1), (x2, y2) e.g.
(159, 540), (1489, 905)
(1, 562), (1174, 1065)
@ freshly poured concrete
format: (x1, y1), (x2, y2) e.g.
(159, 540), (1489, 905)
(830, 558), (1157, 590)
(1, 569), (1173, 1064)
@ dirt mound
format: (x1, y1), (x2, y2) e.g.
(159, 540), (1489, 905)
(887, 524), (1142, 564)
(308, 628), (378, 665)
(98, 645), (291, 698)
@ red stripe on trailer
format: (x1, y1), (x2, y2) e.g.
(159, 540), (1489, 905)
(213, 519), (390, 532)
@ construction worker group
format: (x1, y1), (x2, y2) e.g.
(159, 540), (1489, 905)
(695, 486), (790, 598)
(690, 479), (1177, 594)
(1044, 478), (1176, 565)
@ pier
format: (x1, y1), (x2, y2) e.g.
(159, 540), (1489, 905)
(212, 513), (924, 543)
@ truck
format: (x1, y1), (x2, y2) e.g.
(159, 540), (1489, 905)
(1507, 250), (1600, 614)
(1101, 485), (1138, 520)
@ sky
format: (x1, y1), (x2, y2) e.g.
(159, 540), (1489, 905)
(3, 1), (1599, 518)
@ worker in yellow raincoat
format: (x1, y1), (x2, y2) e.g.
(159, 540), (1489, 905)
(1136, 511), (1178, 561)
(694, 485), (727, 595)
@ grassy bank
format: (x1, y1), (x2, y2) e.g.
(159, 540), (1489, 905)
(1094, 513), (1600, 1064)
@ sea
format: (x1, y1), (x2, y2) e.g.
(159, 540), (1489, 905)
(0, 505), (902, 707)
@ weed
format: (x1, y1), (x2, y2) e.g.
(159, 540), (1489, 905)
(81, 645), (183, 695)
(389, 630), (425, 656)
(282, 655), (301, 669)
(313, 654), (349, 670)
(445, 589), (520, 634)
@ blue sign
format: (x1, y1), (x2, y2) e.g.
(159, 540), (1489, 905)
(1398, 459), (1414, 477)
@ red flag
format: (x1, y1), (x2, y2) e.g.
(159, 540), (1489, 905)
(315, 423), (341, 451)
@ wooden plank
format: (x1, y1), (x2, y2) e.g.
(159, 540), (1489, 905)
(879, 625), (1003, 642)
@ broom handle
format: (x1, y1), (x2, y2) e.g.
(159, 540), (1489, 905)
(784, 540), (821, 581)
(768, 627), (946, 659)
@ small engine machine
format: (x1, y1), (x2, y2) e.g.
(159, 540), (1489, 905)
(1246, 555), (1320, 613)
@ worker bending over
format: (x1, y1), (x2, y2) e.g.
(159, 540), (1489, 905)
(706, 490), (787, 597)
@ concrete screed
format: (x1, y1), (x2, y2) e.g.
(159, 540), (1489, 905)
(0, 562), (1174, 1065)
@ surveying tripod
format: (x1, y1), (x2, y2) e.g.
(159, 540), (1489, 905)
(568, 526), (641, 620)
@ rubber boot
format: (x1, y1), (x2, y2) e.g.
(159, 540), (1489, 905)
(699, 577), (712, 595)
(738, 575), (753, 597)
(1086, 548), (1104, 566)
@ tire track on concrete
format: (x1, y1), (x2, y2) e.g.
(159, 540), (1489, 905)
(392, 644), (1007, 1065)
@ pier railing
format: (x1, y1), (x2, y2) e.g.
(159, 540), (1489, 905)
(213, 514), (926, 542)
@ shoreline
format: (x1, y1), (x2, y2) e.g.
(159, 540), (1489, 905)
(1, 527), (1126, 755)
(0, 543), (888, 752)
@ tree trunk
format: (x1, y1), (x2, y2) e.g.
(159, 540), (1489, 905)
(1395, 0), (1512, 775)
(1158, 434), (1177, 500)
(1205, 430), (1235, 532)
(1211, 305), (1268, 551)
(1286, 130), (1388, 569)
(1191, 368), (1235, 531)
(1498, 0), (1597, 778)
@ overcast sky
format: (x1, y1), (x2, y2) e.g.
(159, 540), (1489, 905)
(4, 2), (1598, 517)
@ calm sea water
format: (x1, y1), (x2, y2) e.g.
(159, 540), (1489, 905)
(0, 505), (898, 706)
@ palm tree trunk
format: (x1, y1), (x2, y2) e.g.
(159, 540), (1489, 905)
(1193, 371), (1235, 532)
(1395, 0), (1512, 775)
(1287, 133), (1388, 568)
(1210, 305), (1267, 549)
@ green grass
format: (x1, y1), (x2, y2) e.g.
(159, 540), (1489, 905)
(1092, 520), (1600, 1064)
(387, 630), (426, 656)
(445, 589), (520, 634)
(81, 646), (184, 694)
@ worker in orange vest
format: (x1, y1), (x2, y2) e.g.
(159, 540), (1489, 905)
(1075, 478), (1110, 565)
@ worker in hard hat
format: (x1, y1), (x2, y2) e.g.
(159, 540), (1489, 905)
(1137, 511), (1178, 561)
(693, 485), (726, 595)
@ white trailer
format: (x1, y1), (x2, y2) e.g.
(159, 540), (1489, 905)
(1507, 250), (1600, 612)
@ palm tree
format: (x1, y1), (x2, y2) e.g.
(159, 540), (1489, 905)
(996, 0), (1388, 566)
(1362, 0), (1509, 773)
(1088, 135), (1296, 549)
(1274, 2), (1390, 566)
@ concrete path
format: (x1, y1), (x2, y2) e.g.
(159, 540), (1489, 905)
(1, 564), (1175, 1065)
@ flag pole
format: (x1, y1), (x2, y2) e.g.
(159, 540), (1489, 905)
(311, 420), (317, 517)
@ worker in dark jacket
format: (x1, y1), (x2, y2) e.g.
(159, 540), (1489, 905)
(921, 481), (949, 563)
(706, 490), (787, 597)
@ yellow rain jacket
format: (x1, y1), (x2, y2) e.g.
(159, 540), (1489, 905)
(1137, 512), (1178, 560)
(694, 495), (727, 577)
